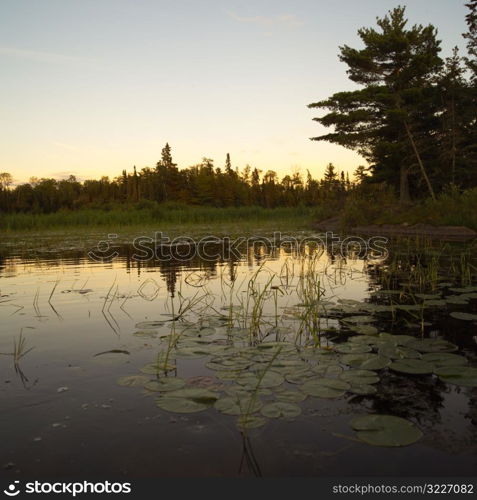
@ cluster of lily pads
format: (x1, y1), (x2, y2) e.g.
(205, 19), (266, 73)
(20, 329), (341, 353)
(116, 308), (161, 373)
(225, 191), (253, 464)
(118, 311), (476, 447)
(323, 286), (477, 329)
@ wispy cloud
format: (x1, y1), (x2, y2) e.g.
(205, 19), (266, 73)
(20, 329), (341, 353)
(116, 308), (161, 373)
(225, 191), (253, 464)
(228, 12), (304, 29)
(0, 47), (93, 64)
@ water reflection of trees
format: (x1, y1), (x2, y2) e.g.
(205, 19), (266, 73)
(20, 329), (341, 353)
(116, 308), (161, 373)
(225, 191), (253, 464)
(352, 372), (445, 427)
(2, 240), (476, 457)
(0, 239), (377, 283)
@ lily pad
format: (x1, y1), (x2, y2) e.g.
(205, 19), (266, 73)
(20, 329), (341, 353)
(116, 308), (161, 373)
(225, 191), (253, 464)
(437, 367), (477, 387)
(260, 402), (302, 419)
(395, 304), (422, 311)
(285, 371), (314, 385)
(117, 375), (150, 387)
(156, 388), (219, 414)
(267, 359), (309, 372)
(300, 348), (338, 361)
(349, 335), (378, 345)
(301, 378), (350, 398)
(351, 325), (379, 335)
(389, 359), (434, 375)
(275, 390), (307, 403)
(144, 377), (186, 392)
(214, 396), (263, 415)
(237, 371), (285, 389)
(141, 361), (176, 374)
(135, 321), (164, 329)
(407, 339), (457, 353)
(340, 369), (379, 385)
(422, 352), (468, 369)
(175, 346), (211, 359)
(94, 349), (130, 357)
(422, 300), (447, 307)
(341, 353), (391, 370)
(156, 397), (209, 413)
(445, 297), (469, 305)
(350, 414), (422, 447)
(335, 343), (372, 354)
(133, 329), (159, 338)
(415, 293), (441, 300)
(348, 384), (377, 395)
(215, 370), (242, 380)
(224, 386), (272, 398)
(312, 364), (343, 377)
(338, 298), (363, 305)
(343, 315), (375, 324)
(449, 311), (477, 321)
(206, 359), (251, 371)
(449, 286), (477, 293)
(378, 345), (421, 360)
(378, 333), (416, 346)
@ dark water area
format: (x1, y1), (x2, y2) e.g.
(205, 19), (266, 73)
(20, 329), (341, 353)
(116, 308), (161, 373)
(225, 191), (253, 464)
(0, 234), (476, 478)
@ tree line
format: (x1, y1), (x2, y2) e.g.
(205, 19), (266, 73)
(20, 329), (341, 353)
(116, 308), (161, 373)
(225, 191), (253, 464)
(0, 147), (354, 213)
(1, 3), (475, 214)
(309, 2), (477, 203)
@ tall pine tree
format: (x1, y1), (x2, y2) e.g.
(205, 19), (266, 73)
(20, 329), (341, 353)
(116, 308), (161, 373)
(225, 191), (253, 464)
(309, 6), (442, 202)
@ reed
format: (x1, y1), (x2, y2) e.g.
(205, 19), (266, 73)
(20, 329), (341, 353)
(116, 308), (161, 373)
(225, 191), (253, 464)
(13, 329), (34, 365)
(0, 204), (314, 231)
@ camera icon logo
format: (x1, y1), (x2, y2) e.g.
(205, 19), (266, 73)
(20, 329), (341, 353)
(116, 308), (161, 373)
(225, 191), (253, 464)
(3, 481), (20, 497)
(88, 233), (120, 262)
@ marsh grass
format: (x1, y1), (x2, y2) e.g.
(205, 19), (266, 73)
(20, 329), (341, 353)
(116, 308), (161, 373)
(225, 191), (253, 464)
(376, 239), (477, 293)
(0, 204), (315, 231)
(13, 330), (34, 365)
(341, 186), (477, 230)
(156, 281), (213, 374)
(295, 255), (326, 344)
(241, 346), (283, 437)
(0, 330), (34, 382)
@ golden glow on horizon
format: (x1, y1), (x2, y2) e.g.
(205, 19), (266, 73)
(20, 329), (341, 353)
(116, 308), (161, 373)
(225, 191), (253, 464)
(5, 138), (364, 184)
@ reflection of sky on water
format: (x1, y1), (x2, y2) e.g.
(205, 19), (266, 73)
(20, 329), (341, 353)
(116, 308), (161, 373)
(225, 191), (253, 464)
(0, 240), (476, 477)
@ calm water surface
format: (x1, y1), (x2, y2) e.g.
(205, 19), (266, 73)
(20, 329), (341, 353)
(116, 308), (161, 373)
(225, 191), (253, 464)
(0, 233), (476, 477)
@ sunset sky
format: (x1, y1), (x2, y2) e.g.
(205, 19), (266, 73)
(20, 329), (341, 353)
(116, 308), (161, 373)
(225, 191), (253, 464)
(0, 0), (469, 184)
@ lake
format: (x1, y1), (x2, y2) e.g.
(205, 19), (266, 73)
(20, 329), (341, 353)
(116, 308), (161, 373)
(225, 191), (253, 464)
(1, 229), (476, 477)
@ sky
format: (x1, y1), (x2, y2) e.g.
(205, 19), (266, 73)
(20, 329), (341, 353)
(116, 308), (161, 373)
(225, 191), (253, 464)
(0, 0), (470, 184)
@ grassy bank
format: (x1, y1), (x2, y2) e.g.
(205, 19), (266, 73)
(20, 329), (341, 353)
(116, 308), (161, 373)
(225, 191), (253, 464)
(2, 188), (476, 234)
(339, 186), (477, 231)
(0, 203), (316, 232)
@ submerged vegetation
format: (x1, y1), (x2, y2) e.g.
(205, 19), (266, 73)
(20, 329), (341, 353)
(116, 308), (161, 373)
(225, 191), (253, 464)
(1, 230), (476, 474)
(110, 247), (477, 447)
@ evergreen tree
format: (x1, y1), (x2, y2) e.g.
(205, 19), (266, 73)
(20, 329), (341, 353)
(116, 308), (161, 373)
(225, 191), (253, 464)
(463, 0), (477, 81)
(160, 143), (176, 169)
(155, 143), (179, 202)
(309, 6), (442, 202)
(323, 163), (337, 188)
(225, 153), (233, 175)
(434, 48), (469, 187)
(462, 1), (477, 182)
